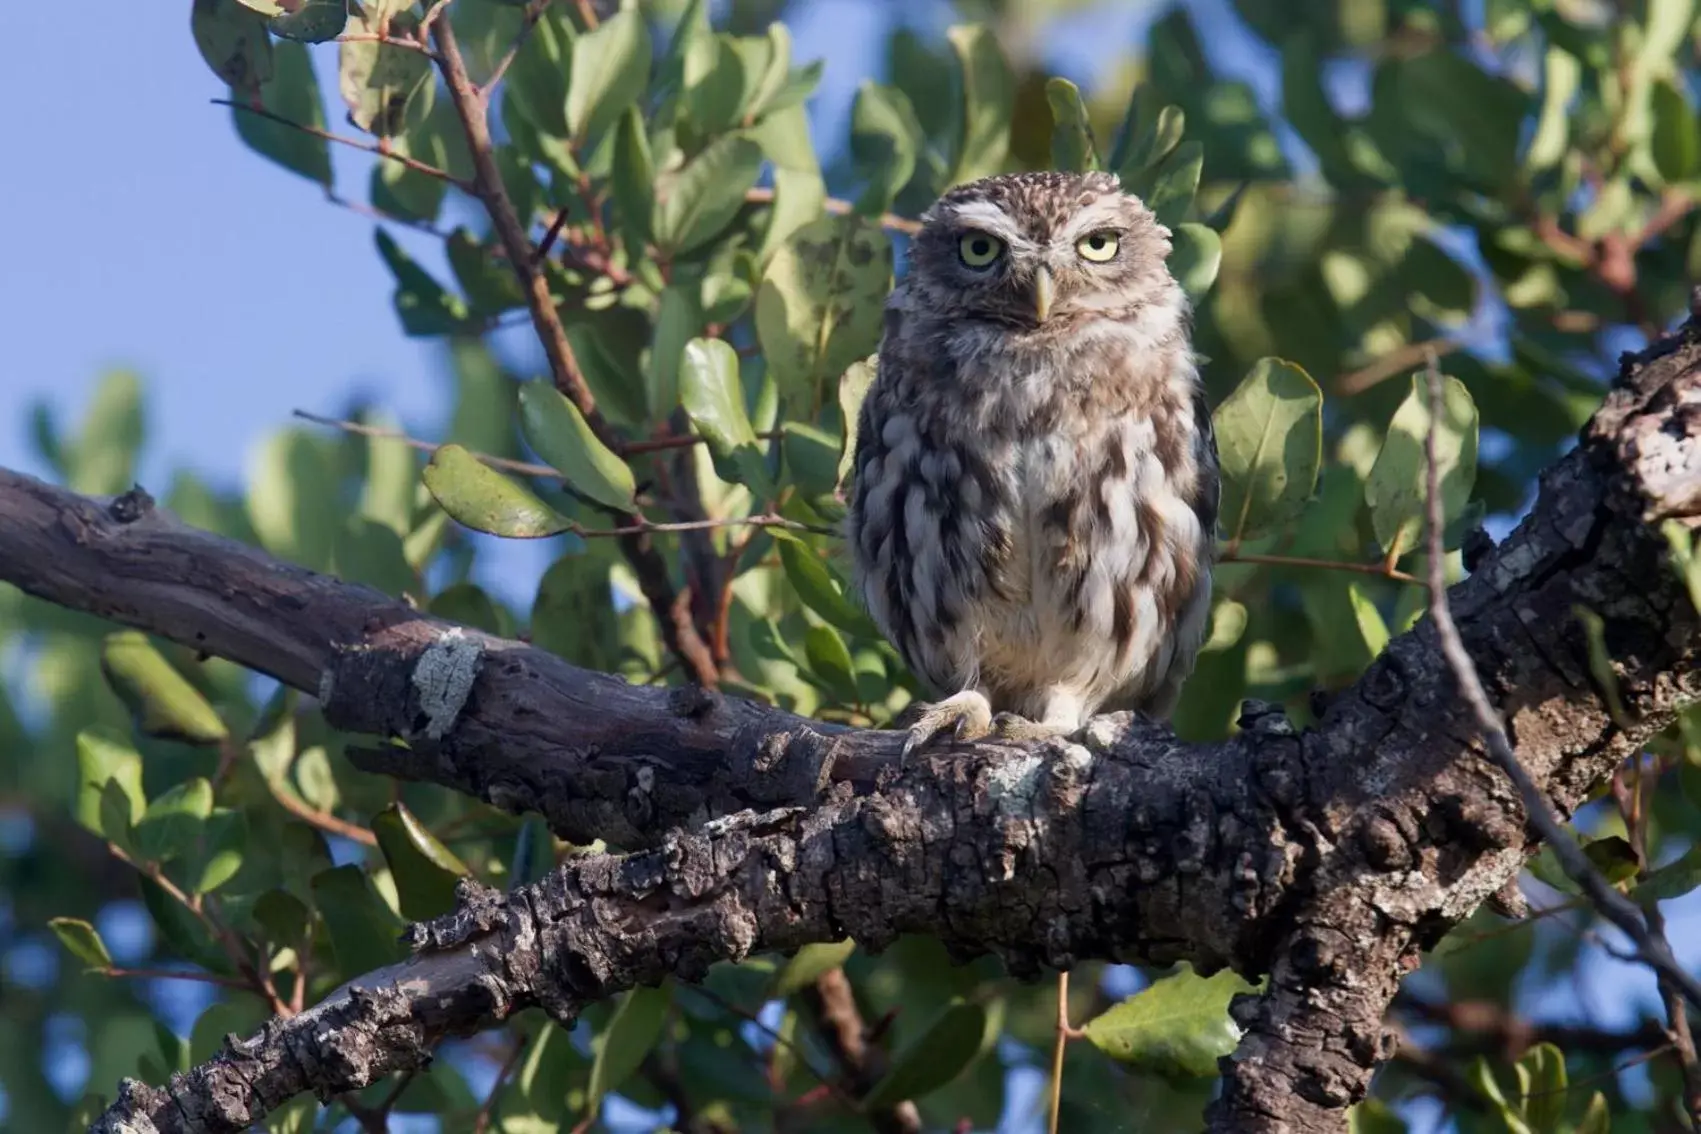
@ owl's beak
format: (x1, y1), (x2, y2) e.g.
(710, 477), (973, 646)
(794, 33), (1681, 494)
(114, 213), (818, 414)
(1033, 267), (1055, 323)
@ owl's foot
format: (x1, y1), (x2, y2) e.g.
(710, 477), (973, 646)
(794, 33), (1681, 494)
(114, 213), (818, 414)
(897, 690), (994, 758)
(989, 712), (1075, 743)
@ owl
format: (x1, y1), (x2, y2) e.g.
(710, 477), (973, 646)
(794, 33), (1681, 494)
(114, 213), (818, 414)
(845, 170), (1220, 753)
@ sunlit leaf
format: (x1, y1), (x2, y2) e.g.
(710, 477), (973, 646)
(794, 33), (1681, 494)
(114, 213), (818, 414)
(517, 381), (638, 513)
(422, 443), (575, 539)
(1365, 373), (1479, 562)
(48, 918), (113, 971)
(584, 984), (672, 1121)
(373, 802), (468, 920)
(100, 632), (229, 745)
(1080, 965), (1256, 1079)
(652, 134), (765, 257)
(1213, 358), (1323, 542)
(567, 8), (652, 146)
(944, 24), (1014, 185)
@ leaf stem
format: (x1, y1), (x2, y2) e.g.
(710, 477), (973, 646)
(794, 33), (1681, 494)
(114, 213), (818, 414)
(213, 99), (469, 190)
(744, 187), (921, 236)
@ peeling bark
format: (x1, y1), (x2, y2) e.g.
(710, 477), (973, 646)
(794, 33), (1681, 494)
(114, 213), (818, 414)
(2, 327), (1698, 1134)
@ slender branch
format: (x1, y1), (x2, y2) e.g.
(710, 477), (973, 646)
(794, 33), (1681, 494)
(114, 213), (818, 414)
(745, 187), (921, 237)
(213, 100), (470, 190)
(430, 18), (601, 429)
(1335, 337), (1462, 396)
(482, 0), (553, 97)
(290, 410), (832, 536)
(333, 32), (440, 57)
(1218, 548), (1421, 585)
(1421, 357), (1701, 1013)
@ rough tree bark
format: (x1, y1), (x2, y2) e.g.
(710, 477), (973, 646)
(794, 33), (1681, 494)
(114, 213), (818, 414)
(2, 324), (1699, 1133)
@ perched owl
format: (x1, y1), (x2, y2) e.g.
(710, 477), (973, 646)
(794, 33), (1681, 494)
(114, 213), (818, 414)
(845, 170), (1220, 752)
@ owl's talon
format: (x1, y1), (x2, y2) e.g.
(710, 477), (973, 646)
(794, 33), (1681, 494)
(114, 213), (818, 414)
(897, 690), (994, 758)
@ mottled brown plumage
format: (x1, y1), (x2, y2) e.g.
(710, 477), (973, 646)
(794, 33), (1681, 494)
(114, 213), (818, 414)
(845, 170), (1219, 750)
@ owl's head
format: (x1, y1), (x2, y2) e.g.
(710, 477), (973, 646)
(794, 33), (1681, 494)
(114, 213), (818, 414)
(905, 171), (1179, 335)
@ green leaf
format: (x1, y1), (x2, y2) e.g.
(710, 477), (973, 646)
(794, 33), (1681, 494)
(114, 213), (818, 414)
(423, 444), (575, 539)
(1168, 223), (1221, 301)
(567, 8), (652, 146)
(1119, 104), (1185, 178)
(944, 24), (1014, 185)
(755, 214), (893, 411)
(646, 286), (699, 420)
(76, 729), (146, 842)
(264, 0), (350, 42)
(192, 0), (274, 92)
(1651, 79), (1699, 183)
(863, 999), (989, 1110)
(652, 134), (766, 257)
(610, 107), (656, 251)
(1213, 358), (1323, 542)
(338, 16), (434, 136)
(134, 778), (215, 864)
(1347, 583), (1389, 660)
(503, 5), (573, 137)
(374, 803), (468, 921)
(682, 34), (746, 134)
(428, 582), (507, 636)
(48, 918), (113, 971)
(517, 382), (637, 513)
(1516, 1042), (1566, 1133)
(770, 940), (856, 998)
(803, 624), (859, 703)
(851, 81), (924, 213)
(100, 631), (229, 744)
(376, 229), (474, 336)
(66, 370), (145, 497)
(1348, 1098), (1408, 1134)
(1365, 373), (1479, 561)
(1045, 77), (1098, 172)
(1525, 46), (1580, 173)
(1080, 965), (1256, 1079)
(140, 875), (229, 972)
(1576, 1091), (1612, 1134)
(246, 429), (338, 571)
(837, 358), (876, 491)
(1142, 141), (1203, 228)
(233, 39), (333, 186)
(192, 808), (247, 895)
(1581, 834), (1640, 885)
(680, 338), (772, 493)
(584, 984), (672, 1120)
(311, 864), (407, 976)
(775, 535), (875, 635)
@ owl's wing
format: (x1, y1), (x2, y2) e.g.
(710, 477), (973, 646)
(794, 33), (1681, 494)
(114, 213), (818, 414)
(1189, 383), (1222, 545)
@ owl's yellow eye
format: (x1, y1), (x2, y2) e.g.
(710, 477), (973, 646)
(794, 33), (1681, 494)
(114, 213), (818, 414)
(958, 231), (1004, 268)
(1077, 231), (1120, 262)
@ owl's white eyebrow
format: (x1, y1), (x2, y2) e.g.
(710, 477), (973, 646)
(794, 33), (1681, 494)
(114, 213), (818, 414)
(941, 200), (1026, 244)
(1059, 200), (1132, 243)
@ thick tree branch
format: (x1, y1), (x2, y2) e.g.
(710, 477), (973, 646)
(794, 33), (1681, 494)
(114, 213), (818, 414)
(4, 327), (1698, 1132)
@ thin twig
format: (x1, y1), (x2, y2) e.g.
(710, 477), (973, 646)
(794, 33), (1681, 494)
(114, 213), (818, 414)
(745, 187), (921, 236)
(213, 100), (471, 190)
(481, 0), (553, 96)
(292, 410), (831, 536)
(1336, 337), (1462, 396)
(431, 18), (601, 428)
(334, 32), (439, 57)
(1048, 971), (1070, 1134)
(1421, 357), (1701, 1014)
(101, 967), (253, 991)
(1218, 548), (1421, 585)
(472, 1031), (529, 1133)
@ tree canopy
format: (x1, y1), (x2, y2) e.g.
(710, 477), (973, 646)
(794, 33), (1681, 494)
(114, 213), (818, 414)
(5, 1), (1701, 1132)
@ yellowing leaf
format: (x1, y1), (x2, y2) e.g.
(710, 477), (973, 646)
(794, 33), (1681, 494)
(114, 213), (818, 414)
(100, 632), (229, 745)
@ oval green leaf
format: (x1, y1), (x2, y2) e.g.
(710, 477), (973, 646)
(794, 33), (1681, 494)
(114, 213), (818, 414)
(1045, 77), (1098, 172)
(374, 802), (469, 921)
(755, 214), (893, 411)
(135, 777), (215, 865)
(49, 918), (114, 971)
(1168, 223), (1222, 301)
(584, 983), (672, 1120)
(1213, 358), (1323, 543)
(862, 999), (989, 1110)
(1080, 965), (1256, 1079)
(517, 381), (638, 513)
(652, 134), (766, 257)
(567, 8), (653, 146)
(770, 939), (856, 999)
(311, 864), (407, 976)
(1365, 373), (1479, 561)
(422, 443), (576, 539)
(680, 338), (772, 492)
(100, 631), (229, 745)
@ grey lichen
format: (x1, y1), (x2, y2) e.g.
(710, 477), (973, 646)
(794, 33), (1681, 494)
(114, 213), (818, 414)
(412, 628), (484, 740)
